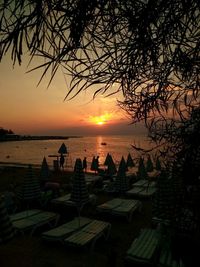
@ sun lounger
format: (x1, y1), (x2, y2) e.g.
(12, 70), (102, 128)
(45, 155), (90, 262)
(10, 209), (42, 222)
(42, 217), (92, 242)
(96, 198), (142, 222)
(111, 199), (142, 222)
(158, 246), (185, 267)
(132, 179), (149, 187)
(12, 211), (59, 235)
(126, 187), (144, 197)
(137, 187), (157, 198)
(126, 228), (160, 265)
(51, 194), (71, 205)
(96, 198), (123, 212)
(126, 185), (157, 199)
(63, 219), (111, 249)
(51, 193), (97, 206)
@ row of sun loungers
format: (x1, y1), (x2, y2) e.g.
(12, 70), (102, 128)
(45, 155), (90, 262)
(2, 191), (186, 266)
(102, 178), (157, 198)
(51, 193), (142, 222)
(7, 207), (185, 265)
(7, 207), (111, 249)
(42, 216), (111, 249)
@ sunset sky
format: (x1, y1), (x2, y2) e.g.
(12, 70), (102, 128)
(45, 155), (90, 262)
(0, 54), (145, 136)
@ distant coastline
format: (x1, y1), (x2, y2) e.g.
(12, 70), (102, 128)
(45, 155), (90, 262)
(0, 134), (82, 142)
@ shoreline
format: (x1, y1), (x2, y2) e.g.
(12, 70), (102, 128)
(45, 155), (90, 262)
(0, 161), (75, 172)
(0, 161), (43, 169)
(0, 135), (82, 142)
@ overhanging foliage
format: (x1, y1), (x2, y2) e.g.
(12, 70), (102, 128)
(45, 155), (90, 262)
(0, 0), (199, 122)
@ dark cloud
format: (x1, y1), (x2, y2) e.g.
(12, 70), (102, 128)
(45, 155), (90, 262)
(35, 122), (147, 136)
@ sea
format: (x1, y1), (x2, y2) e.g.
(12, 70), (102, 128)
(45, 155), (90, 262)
(0, 135), (153, 170)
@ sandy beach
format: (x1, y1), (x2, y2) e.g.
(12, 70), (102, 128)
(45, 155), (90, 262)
(0, 165), (154, 267)
(0, 165), (197, 267)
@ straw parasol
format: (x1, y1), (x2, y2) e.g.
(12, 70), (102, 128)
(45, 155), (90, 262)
(0, 198), (15, 244)
(152, 171), (174, 223)
(58, 143), (68, 154)
(126, 153), (135, 168)
(17, 165), (41, 207)
(40, 157), (50, 185)
(137, 157), (148, 180)
(105, 154), (117, 177)
(104, 153), (111, 166)
(155, 157), (162, 170)
(115, 156), (129, 194)
(146, 155), (154, 172)
(70, 158), (90, 224)
(90, 156), (99, 173)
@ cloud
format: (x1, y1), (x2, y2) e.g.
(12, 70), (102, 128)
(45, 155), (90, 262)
(33, 121), (147, 136)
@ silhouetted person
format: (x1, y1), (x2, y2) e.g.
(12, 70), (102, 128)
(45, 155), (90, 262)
(59, 154), (65, 169)
(94, 156), (99, 174)
(83, 157), (87, 172)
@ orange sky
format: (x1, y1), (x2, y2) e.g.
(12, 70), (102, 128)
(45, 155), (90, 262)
(0, 54), (144, 136)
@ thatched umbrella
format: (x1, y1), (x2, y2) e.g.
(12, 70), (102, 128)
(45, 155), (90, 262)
(106, 154), (117, 177)
(146, 155), (154, 172)
(137, 157), (148, 180)
(155, 157), (162, 171)
(104, 153), (111, 166)
(115, 156), (129, 194)
(90, 156), (96, 171)
(0, 198), (15, 244)
(17, 165), (41, 207)
(70, 158), (90, 224)
(58, 143), (68, 154)
(126, 153), (135, 168)
(40, 157), (50, 186)
(90, 156), (99, 174)
(152, 171), (174, 223)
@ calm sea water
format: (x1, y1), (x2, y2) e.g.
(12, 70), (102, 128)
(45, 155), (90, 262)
(0, 135), (152, 169)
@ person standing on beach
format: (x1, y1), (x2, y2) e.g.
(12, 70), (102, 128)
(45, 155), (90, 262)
(83, 157), (87, 173)
(94, 156), (99, 174)
(59, 154), (65, 170)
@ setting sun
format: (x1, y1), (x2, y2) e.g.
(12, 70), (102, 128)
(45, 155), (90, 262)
(88, 113), (112, 126)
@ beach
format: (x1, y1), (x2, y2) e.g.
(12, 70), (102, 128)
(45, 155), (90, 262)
(0, 165), (153, 267)
(0, 164), (197, 267)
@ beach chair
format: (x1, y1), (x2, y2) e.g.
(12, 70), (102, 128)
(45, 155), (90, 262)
(125, 228), (160, 266)
(158, 246), (185, 267)
(51, 193), (71, 205)
(51, 193), (97, 206)
(63, 219), (111, 249)
(125, 187), (144, 197)
(126, 184), (157, 199)
(10, 209), (42, 222)
(12, 210), (59, 235)
(137, 187), (157, 198)
(111, 199), (142, 222)
(97, 198), (142, 222)
(96, 198), (123, 212)
(42, 216), (92, 242)
(132, 179), (149, 187)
